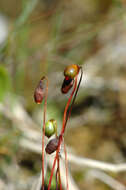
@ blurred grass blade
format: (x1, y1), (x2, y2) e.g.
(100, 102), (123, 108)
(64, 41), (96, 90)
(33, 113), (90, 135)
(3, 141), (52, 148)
(15, 0), (39, 28)
(0, 66), (11, 102)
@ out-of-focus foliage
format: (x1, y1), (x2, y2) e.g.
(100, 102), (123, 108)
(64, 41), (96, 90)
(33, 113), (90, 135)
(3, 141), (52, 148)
(0, 0), (126, 189)
(0, 66), (11, 101)
(45, 171), (56, 190)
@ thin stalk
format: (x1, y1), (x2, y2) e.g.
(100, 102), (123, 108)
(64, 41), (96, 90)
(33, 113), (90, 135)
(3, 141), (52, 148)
(47, 67), (83, 190)
(56, 164), (58, 190)
(61, 76), (78, 135)
(47, 135), (62, 190)
(58, 156), (62, 190)
(56, 154), (62, 190)
(65, 66), (83, 127)
(42, 77), (48, 190)
(63, 68), (83, 190)
(47, 76), (78, 190)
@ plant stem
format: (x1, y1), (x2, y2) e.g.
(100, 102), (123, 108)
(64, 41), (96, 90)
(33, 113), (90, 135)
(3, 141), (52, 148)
(65, 66), (83, 128)
(61, 76), (78, 135)
(42, 77), (48, 190)
(47, 76), (78, 190)
(56, 154), (62, 190)
(58, 156), (62, 190)
(56, 163), (58, 190)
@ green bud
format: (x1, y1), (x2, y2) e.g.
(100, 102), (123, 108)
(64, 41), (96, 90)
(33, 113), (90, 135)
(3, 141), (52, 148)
(45, 119), (57, 138)
(49, 119), (57, 133)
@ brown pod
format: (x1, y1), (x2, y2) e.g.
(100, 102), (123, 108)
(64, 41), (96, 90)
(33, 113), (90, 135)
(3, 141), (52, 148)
(61, 78), (74, 94)
(34, 79), (45, 104)
(45, 137), (59, 154)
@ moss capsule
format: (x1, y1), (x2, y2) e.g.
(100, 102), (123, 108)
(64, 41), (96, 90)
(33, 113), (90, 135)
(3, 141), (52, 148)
(45, 137), (59, 154)
(64, 64), (80, 79)
(49, 119), (57, 133)
(45, 119), (57, 138)
(34, 79), (45, 104)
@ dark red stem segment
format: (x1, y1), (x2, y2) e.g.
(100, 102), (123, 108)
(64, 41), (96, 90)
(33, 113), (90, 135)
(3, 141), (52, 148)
(57, 155), (62, 190)
(42, 77), (48, 190)
(61, 76), (78, 135)
(47, 67), (83, 190)
(56, 166), (58, 190)
(65, 66), (83, 127)
(47, 135), (62, 190)
(62, 69), (83, 190)
(47, 77), (78, 190)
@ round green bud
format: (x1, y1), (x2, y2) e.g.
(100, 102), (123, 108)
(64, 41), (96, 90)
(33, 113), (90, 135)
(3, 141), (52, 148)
(49, 119), (57, 133)
(45, 119), (57, 138)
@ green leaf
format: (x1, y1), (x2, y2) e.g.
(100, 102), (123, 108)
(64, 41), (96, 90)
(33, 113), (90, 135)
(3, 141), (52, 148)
(0, 66), (10, 102)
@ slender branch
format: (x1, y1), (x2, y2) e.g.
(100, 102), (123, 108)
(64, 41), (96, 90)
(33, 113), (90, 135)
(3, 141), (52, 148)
(87, 169), (126, 190)
(63, 153), (126, 173)
(20, 139), (126, 173)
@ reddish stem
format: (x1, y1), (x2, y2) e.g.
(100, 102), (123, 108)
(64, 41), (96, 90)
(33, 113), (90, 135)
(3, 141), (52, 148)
(47, 76), (77, 190)
(47, 67), (83, 190)
(42, 77), (48, 190)
(65, 66), (83, 127)
(61, 76), (78, 135)
(57, 154), (62, 190)
(47, 135), (62, 190)
(56, 169), (58, 190)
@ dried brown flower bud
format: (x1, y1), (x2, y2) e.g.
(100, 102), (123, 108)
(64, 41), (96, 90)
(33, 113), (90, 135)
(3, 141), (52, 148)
(45, 137), (59, 154)
(34, 79), (45, 104)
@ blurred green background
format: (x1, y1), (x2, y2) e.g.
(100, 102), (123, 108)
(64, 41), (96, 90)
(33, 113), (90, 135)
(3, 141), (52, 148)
(0, 0), (126, 189)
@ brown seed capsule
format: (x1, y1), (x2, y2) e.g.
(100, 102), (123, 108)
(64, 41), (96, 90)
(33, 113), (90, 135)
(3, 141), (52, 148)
(61, 78), (74, 94)
(64, 64), (80, 79)
(34, 79), (45, 104)
(45, 137), (59, 154)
